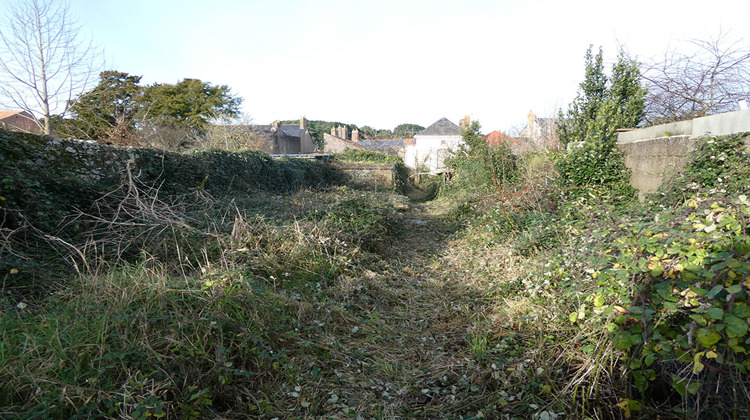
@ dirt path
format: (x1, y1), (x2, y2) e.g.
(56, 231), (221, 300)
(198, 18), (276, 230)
(307, 202), (512, 418)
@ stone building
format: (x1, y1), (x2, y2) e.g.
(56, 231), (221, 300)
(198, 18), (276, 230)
(251, 117), (315, 154)
(519, 111), (560, 151)
(323, 126), (409, 158)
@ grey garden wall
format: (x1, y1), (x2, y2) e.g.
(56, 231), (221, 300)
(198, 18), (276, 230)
(617, 109), (750, 198)
(17, 136), (136, 184)
(334, 162), (397, 190)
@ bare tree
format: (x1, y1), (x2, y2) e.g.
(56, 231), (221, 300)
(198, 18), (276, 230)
(0, 0), (100, 134)
(141, 113), (269, 153)
(201, 118), (269, 152)
(639, 30), (750, 124)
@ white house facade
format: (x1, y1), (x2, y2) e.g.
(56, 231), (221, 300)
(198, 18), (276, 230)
(404, 118), (464, 174)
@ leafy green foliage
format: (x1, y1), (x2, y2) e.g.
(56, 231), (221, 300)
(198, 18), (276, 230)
(333, 148), (408, 194)
(445, 120), (518, 194)
(554, 47), (644, 205)
(142, 78), (242, 133)
(592, 196), (750, 414)
(557, 47), (646, 144)
(393, 123), (424, 138)
(655, 133), (750, 205)
(59, 72), (243, 142)
(557, 46), (609, 148)
(63, 71), (144, 140)
(358, 125), (393, 140)
(0, 128), (343, 293)
(454, 131), (750, 417)
(553, 140), (635, 204)
(333, 148), (402, 165)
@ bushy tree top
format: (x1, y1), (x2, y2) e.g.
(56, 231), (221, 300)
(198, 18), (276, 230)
(557, 46), (646, 148)
(554, 46), (645, 205)
(142, 79), (242, 133)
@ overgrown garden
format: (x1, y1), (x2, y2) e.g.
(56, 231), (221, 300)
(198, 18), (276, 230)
(1, 43), (749, 419)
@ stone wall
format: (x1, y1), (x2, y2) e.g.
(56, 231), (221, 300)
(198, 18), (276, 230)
(334, 162), (396, 190)
(617, 135), (694, 197)
(11, 135), (135, 184)
(1, 130), (344, 196)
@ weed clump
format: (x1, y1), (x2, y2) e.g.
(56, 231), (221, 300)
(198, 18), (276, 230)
(0, 186), (403, 418)
(446, 132), (750, 418)
(0, 129), (344, 293)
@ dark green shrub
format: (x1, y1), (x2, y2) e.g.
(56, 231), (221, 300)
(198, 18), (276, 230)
(0, 129), (345, 293)
(444, 121), (518, 195)
(554, 140), (636, 205)
(654, 133), (750, 205)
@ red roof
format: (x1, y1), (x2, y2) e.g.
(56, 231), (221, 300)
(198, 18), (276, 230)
(485, 130), (512, 146)
(485, 130), (535, 154)
(0, 110), (26, 120)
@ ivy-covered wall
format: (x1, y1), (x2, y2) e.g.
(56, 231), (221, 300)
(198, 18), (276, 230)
(1, 129), (347, 289)
(0, 129), (343, 197)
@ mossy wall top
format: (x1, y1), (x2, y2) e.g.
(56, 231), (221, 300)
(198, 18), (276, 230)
(1, 129), (342, 194)
(0, 129), (343, 231)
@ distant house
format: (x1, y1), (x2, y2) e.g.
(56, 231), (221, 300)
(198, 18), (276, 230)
(518, 111), (560, 151)
(485, 130), (535, 155)
(251, 117), (315, 155)
(0, 110), (42, 134)
(404, 117), (464, 174)
(323, 126), (410, 158)
(357, 139), (409, 157)
(323, 131), (369, 153)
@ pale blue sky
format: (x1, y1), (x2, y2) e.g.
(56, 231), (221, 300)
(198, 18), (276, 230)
(3, 0), (750, 132)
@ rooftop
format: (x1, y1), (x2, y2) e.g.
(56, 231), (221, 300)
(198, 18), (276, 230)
(417, 118), (461, 136)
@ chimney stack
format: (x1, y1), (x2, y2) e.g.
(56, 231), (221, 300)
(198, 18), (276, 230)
(527, 110), (536, 130)
(352, 129), (359, 141)
(459, 115), (470, 130)
(335, 125), (347, 139)
(300, 116), (308, 130)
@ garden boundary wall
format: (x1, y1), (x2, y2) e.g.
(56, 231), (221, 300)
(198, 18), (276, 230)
(617, 109), (750, 199)
(0, 131), (344, 197)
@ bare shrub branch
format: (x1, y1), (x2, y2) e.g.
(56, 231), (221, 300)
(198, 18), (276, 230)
(640, 30), (750, 124)
(0, 0), (101, 134)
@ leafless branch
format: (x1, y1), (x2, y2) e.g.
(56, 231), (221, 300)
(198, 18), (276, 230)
(0, 0), (101, 134)
(638, 29), (750, 124)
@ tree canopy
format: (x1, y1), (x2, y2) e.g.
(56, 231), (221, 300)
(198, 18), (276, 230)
(65, 70), (143, 140)
(393, 123), (424, 137)
(557, 46), (646, 148)
(141, 79), (242, 133)
(60, 72), (243, 143)
(555, 46), (645, 204)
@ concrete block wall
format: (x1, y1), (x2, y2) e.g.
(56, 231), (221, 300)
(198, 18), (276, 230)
(616, 109), (750, 197)
(617, 135), (694, 196)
